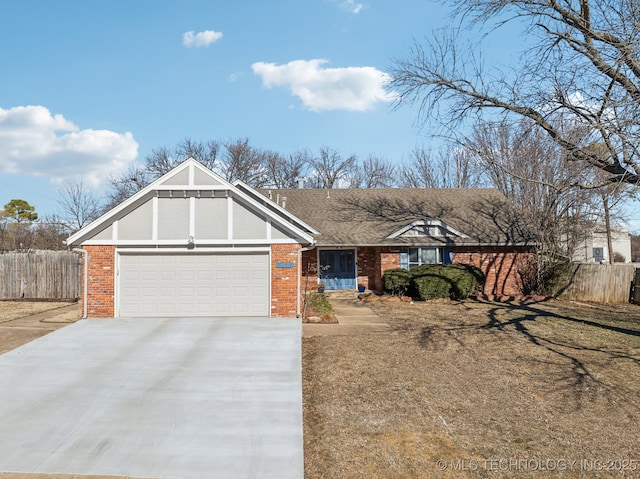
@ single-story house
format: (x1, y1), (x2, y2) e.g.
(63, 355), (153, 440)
(248, 186), (536, 298)
(67, 158), (535, 318)
(571, 223), (632, 263)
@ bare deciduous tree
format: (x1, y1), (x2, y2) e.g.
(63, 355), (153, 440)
(145, 138), (220, 177)
(348, 155), (397, 188)
(32, 216), (68, 250)
(106, 163), (152, 211)
(390, 0), (640, 188)
(307, 147), (357, 188)
(265, 149), (312, 188)
(464, 119), (608, 289)
(399, 146), (484, 188)
(106, 138), (220, 208)
(399, 147), (439, 188)
(219, 138), (270, 186)
(57, 179), (102, 233)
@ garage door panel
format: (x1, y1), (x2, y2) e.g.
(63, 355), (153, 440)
(139, 271), (154, 281)
(119, 253), (269, 317)
(197, 270), (213, 281)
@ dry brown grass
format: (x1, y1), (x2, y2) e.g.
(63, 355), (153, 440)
(0, 301), (72, 322)
(303, 299), (640, 479)
(0, 301), (80, 355)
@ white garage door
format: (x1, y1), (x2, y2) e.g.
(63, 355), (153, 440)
(118, 253), (270, 317)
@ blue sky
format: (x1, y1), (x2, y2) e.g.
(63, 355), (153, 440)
(0, 0), (451, 217)
(0, 0), (637, 232)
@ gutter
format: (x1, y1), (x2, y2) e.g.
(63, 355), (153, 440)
(72, 247), (88, 319)
(312, 242), (538, 248)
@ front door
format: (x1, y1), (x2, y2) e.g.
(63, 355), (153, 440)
(318, 249), (356, 290)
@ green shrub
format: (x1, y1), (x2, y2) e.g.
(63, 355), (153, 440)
(304, 292), (334, 315)
(448, 264), (485, 299)
(409, 264), (450, 299)
(542, 262), (576, 297)
(384, 263), (485, 300)
(382, 268), (412, 296)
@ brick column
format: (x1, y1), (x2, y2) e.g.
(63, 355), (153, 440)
(83, 245), (116, 318)
(271, 244), (302, 318)
(356, 247), (377, 291)
(379, 248), (401, 291)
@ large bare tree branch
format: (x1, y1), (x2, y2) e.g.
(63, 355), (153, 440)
(390, 0), (640, 186)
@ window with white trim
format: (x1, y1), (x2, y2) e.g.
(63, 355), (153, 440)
(408, 247), (441, 268)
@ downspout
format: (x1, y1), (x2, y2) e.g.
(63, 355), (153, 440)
(297, 244), (317, 318)
(72, 247), (88, 319)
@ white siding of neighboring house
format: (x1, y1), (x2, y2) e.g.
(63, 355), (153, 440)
(573, 226), (632, 263)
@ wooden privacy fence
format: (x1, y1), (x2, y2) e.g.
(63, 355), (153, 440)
(0, 251), (82, 300)
(633, 268), (640, 305)
(559, 263), (637, 304)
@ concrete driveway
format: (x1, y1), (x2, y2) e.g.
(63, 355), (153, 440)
(0, 317), (303, 479)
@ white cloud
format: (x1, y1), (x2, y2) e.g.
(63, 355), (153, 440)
(341, 0), (364, 14)
(0, 105), (138, 186)
(251, 59), (395, 112)
(182, 30), (223, 48)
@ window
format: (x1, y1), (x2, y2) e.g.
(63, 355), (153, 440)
(408, 247), (441, 268)
(592, 247), (604, 262)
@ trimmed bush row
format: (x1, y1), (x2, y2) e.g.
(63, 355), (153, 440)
(383, 264), (485, 300)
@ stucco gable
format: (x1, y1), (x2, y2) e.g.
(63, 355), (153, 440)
(66, 158), (314, 247)
(386, 220), (470, 240)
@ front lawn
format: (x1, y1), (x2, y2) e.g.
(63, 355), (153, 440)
(303, 299), (640, 478)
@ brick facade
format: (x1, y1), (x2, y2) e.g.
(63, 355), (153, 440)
(301, 246), (399, 293)
(356, 247), (377, 290)
(301, 245), (532, 297)
(453, 247), (531, 296)
(83, 245), (116, 317)
(362, 246), (402, 291)
(301, 249), (319, 291)
(82, 243), (529, 318)
(271, 243), (302, 317)
(82, 244), (303, 319)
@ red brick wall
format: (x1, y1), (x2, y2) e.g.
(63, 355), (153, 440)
(300, 246), (401, 292)
(453, 247), (532, 296)
(77, 243), (527, 315)
(357, 246), (532, 296)
(301, 249), (319, 289)
(357, 246), (402, 291)
(379, 247), (402, 291)
(83, 245), (115, 317)
(271, 244), (302, 317)
(82, 244), (303, 319)
(356, 247), (377, 290)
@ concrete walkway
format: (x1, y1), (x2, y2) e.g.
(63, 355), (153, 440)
(303, 296), (392, 337)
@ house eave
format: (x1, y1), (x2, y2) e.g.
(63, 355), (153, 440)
(234, 181), (321, 235)
(311, 241), (537, 248)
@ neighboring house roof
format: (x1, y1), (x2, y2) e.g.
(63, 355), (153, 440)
(258, 188), (536, 247)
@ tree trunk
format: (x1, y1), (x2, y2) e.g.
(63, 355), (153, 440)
(603, 195), (614, 264)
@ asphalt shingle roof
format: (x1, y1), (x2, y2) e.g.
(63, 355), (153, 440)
(259, 188), (535, 246)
